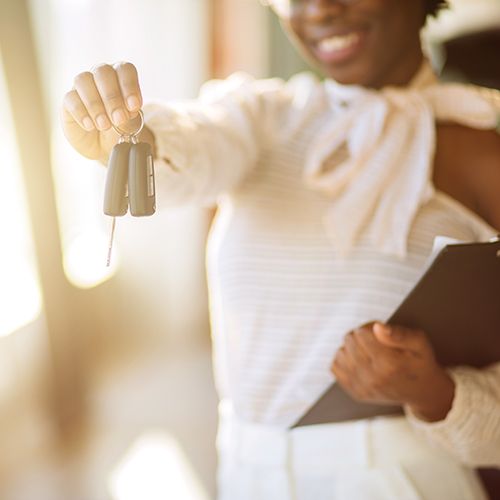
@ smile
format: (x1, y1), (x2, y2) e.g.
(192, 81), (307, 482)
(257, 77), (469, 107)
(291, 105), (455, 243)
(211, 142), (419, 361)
(312, 30), (366, 64)
(317, 32), (360, 52)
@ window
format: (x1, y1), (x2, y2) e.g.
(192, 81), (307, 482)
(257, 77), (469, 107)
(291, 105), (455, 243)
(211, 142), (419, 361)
(0, 50), (42, 337)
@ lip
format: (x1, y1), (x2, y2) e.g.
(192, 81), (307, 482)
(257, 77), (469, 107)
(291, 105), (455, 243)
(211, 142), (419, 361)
(310, 29), (368, 65)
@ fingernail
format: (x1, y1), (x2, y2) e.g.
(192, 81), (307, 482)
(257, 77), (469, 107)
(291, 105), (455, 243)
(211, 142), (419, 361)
(127, 95), (140, 111)
(112, 109), (127, 126)
(96, 114), (110, 130)
(82, 116), (94, 131)
(376, 322), (392, 335)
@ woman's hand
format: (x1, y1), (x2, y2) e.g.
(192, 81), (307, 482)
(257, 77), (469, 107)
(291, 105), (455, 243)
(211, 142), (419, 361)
(60, 62), (147, 163)
(331, 322), (456, 422)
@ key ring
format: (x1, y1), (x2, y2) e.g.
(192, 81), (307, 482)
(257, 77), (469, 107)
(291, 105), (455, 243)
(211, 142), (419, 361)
(112, 109), (145, 140)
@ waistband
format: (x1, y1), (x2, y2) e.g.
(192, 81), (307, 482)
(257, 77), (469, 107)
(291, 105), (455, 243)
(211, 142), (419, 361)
(217, 401), (450, 472)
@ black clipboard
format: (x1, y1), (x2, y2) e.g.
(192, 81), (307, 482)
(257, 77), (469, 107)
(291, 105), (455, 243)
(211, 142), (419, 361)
(292, 236), (500, 429)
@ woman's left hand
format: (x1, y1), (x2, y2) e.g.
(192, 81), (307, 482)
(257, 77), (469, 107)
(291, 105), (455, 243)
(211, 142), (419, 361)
(331, 322), (456, 422)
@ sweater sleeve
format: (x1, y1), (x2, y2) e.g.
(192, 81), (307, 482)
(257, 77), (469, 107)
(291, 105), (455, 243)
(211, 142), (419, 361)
(404, 362), (500, 467)
(142, 72), (288, 207)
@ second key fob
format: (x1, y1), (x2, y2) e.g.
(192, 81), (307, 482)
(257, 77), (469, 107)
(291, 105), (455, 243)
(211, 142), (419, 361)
(128, 141), (156, 217)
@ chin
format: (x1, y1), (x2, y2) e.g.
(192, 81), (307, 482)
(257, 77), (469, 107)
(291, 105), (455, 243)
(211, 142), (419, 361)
(295, 40), (377, 87)
(312, 56), (378, 87)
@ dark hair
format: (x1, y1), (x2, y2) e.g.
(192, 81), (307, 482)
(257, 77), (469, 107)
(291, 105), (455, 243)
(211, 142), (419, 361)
(425, 0), (449, 18)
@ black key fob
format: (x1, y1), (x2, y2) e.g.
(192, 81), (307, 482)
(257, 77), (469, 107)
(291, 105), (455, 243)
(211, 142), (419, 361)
(128, 141), (156, 217)
(104, 142), (131, 216)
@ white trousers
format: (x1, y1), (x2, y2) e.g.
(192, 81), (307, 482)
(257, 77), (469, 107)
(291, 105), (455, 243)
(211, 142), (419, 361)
(216, 405), (488, 500)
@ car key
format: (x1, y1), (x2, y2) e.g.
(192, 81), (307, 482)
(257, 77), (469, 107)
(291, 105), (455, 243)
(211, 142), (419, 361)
(104, 139), (131, 266)
(128, 139), (156, 217)
(104, 140), (131, 217)
(103, 109), (156, 266)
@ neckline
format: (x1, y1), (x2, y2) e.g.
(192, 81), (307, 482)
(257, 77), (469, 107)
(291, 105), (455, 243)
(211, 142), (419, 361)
(323, 59), (438, 105)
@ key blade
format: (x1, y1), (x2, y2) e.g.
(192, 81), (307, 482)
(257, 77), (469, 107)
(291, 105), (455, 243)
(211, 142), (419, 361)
(106, 217), (117, 267)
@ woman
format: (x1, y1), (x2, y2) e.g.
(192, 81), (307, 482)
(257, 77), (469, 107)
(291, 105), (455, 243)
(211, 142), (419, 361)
(61, 0), (500, 498)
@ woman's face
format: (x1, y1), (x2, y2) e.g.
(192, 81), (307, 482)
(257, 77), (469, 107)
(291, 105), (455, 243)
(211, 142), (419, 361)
(279, 0), (426, 88)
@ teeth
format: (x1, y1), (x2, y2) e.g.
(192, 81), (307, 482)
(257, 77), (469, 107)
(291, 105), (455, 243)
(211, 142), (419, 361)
(318, 33), (359, 52)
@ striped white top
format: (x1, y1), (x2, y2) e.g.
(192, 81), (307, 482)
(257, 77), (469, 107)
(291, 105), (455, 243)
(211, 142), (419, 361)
(143, 70), (500, 465)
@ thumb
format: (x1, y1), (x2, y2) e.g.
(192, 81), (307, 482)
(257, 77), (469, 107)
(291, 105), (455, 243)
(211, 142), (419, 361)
(373, 322), (429, 353)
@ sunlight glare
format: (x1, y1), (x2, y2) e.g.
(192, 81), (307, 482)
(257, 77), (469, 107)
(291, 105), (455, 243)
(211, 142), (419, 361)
(0, 51), (42, 337)
(0, 262), (42, 338)
(108, 431), (209, 500)
(63, 229), (118, 289)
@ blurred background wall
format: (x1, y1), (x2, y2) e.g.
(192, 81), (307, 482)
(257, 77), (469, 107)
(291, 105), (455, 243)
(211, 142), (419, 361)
(0, 0), (498, 499)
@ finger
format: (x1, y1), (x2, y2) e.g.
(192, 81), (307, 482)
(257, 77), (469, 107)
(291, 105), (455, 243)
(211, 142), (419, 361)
(74, 70), (111, 131)
(353, 327), (394, 357)
(331, 346), (355, 375)
(331, 355), (370, 402)
(344, 331), (373, 367)
(332, 350), (356, 385)
(373, 322), (430, 355)
(62, 89), (95, 131)
(348, 330), (402, 382)
(113, 61), (142, 115)
(351, 328), (408, 377)
(92, 63), (130, 128)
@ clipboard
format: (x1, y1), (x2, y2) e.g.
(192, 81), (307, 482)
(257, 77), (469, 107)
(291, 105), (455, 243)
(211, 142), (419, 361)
(292, 236), (500, 429)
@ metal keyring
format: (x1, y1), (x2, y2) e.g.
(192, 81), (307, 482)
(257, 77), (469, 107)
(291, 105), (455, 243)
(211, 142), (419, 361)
(112, 108), (145, 138)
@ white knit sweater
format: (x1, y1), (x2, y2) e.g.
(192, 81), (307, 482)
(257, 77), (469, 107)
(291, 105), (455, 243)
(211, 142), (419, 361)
(143, 65), (500, 467)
